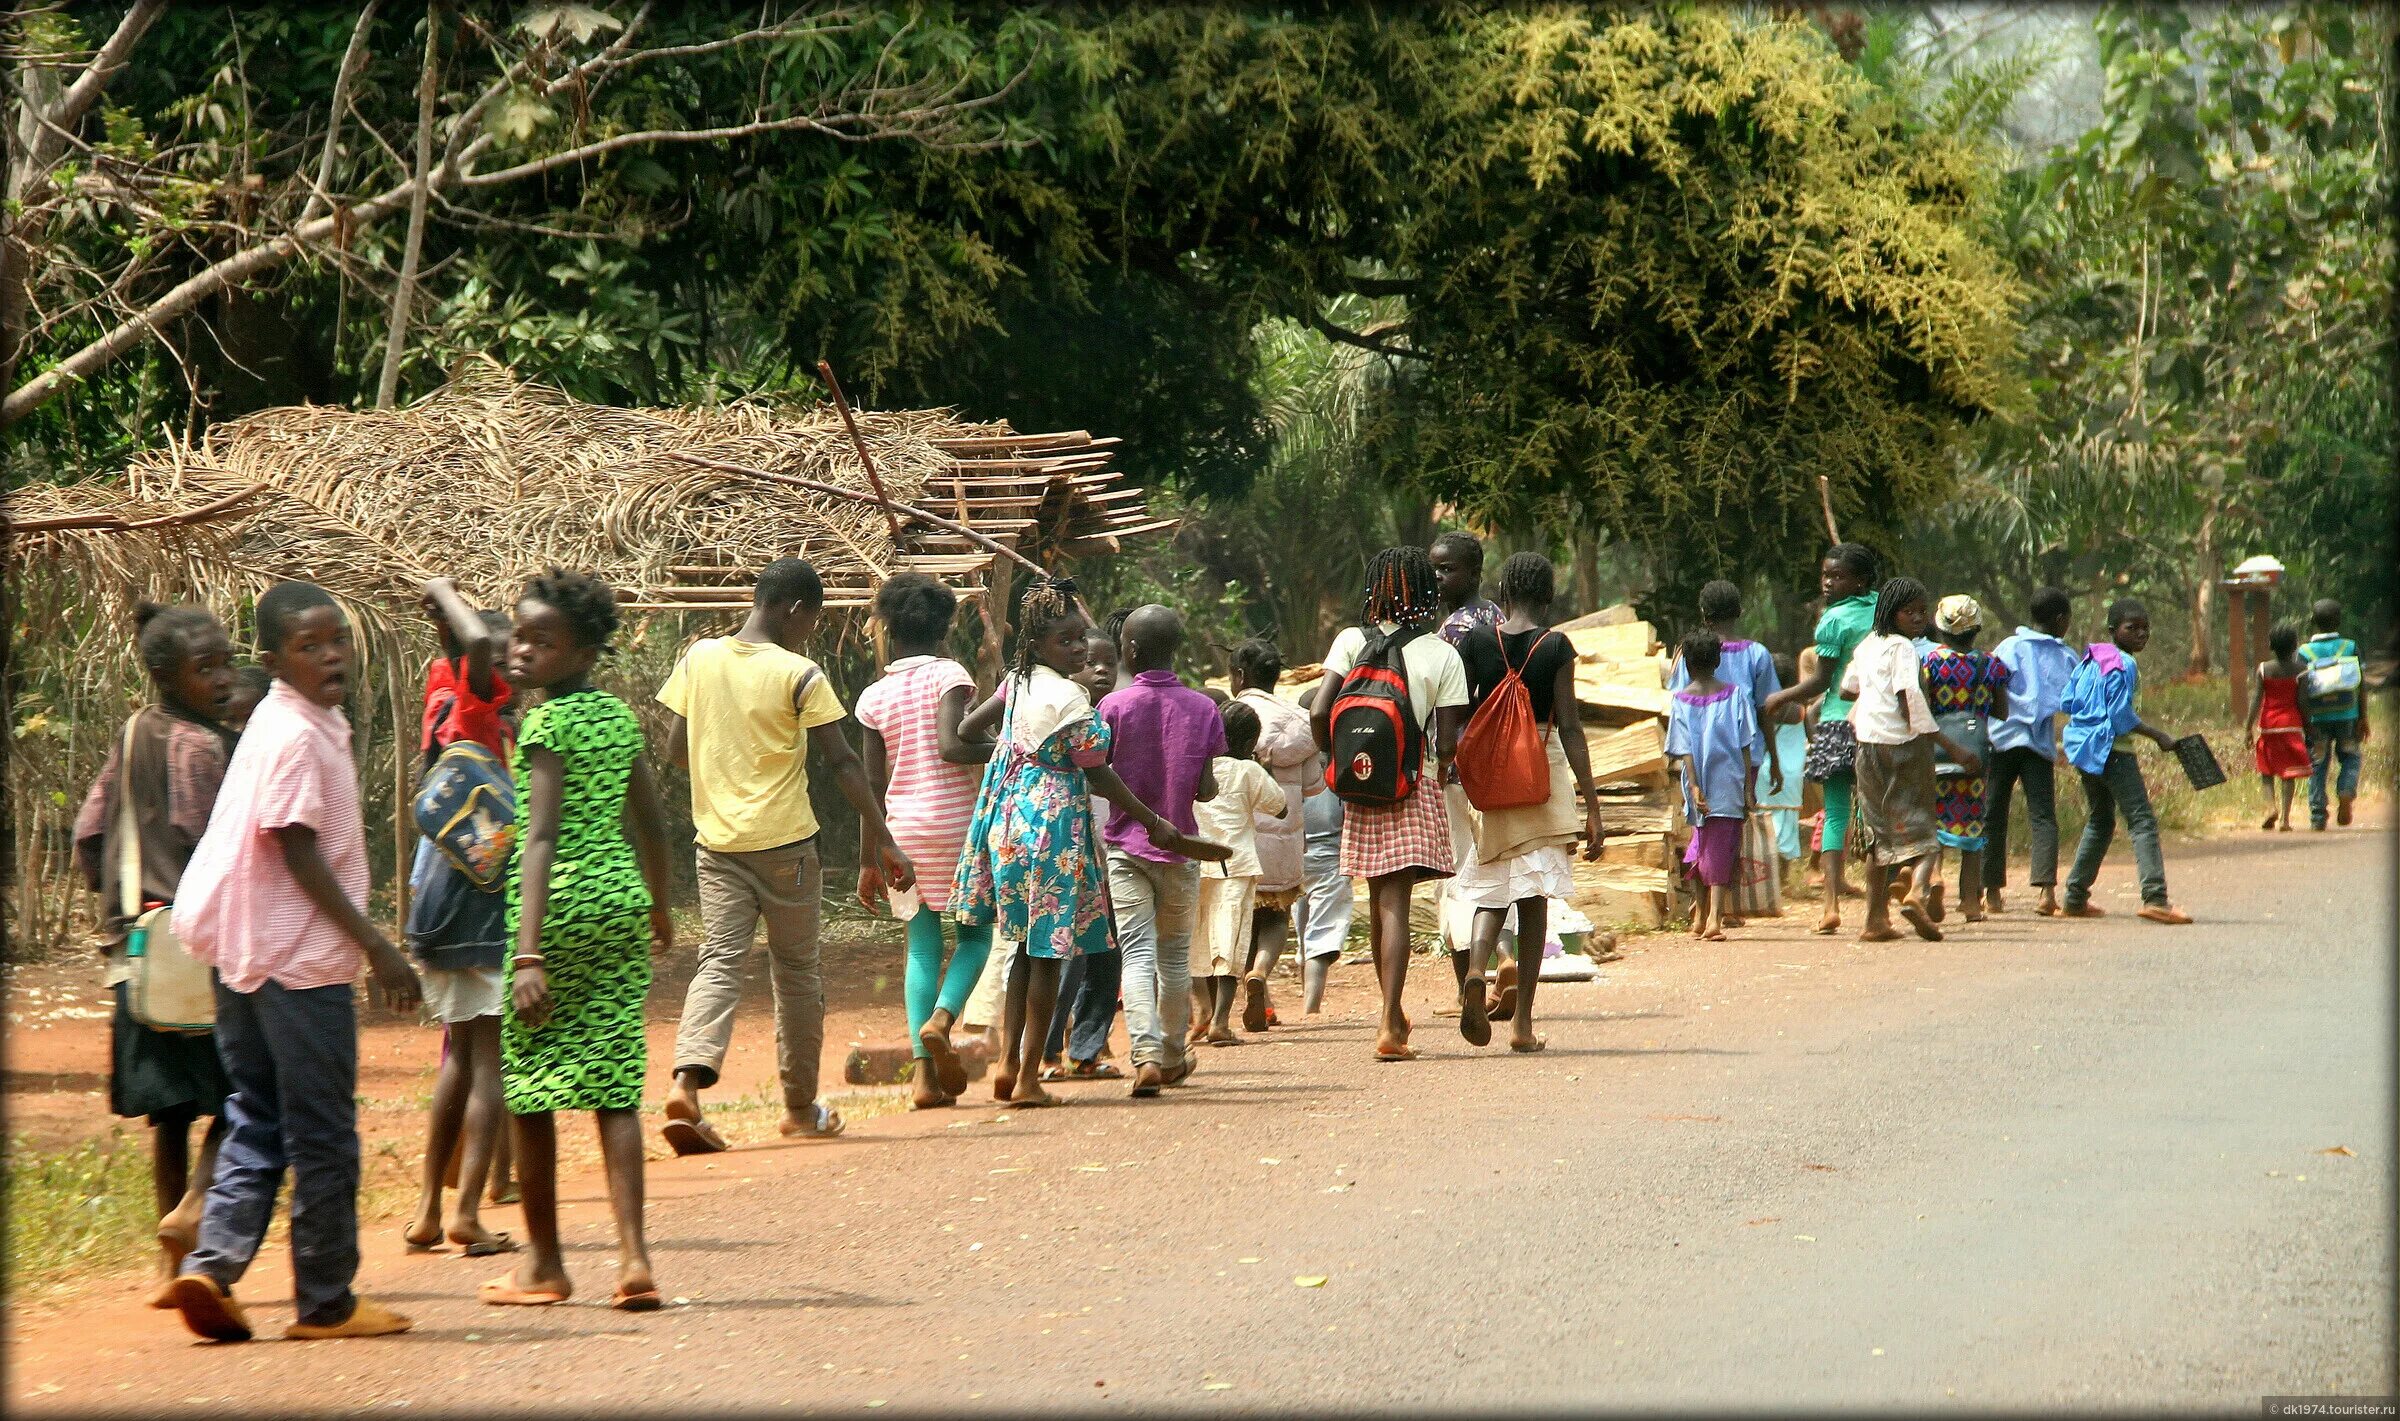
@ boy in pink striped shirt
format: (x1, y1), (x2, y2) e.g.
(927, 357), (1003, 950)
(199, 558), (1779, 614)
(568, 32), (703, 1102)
(164, 582), (421, 1343)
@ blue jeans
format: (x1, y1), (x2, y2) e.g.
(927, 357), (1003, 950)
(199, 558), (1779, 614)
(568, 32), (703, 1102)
(2306, 721), (2362, 825)
(182, 979), (361, 1327)
(2065, 752), (2167, 910)
(1296, 837), (1353, 961)
(1045, 948), (1120, 1063)
(1108, 853), (1198, 1071)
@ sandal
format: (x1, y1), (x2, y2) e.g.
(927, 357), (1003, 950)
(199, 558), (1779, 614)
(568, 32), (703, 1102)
(781, 1104), (846, 1139)
(479, 1275), (567, 1307)
(1242, 975), (1271, 1033)
(401, 1226), (446, 1254)
(611, 1284), (664, 1312)
(457, 1231), (519, 1258)
(1458, 978), (1491, 1047)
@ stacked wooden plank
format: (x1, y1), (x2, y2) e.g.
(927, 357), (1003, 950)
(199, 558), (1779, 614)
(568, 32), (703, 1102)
(652, 429), (1167, 612)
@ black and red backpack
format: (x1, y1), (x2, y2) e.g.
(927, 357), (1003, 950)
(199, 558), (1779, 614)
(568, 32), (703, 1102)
(1325, 627), (1426, 806)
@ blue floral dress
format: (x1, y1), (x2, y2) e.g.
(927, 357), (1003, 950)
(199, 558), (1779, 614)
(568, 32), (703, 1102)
(952, 672), (1116, 959)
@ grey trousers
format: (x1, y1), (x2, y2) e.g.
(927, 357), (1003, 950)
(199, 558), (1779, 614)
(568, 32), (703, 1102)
(1982, 746), (2060, 890)
(2065, 752), (2167, 910)
(675, 839), (824, 1110)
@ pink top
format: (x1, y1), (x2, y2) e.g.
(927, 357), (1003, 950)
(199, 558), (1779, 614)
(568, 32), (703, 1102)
(854, 656), (980, 912)
(172, 679), (370, 993)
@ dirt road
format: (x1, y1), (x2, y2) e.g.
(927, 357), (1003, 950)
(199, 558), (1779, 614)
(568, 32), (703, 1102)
(10, 825), (2391, 1412)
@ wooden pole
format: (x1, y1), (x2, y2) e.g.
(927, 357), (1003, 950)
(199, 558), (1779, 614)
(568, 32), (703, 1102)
(1817, 475), (1841, 544)
(667, 451), (1047, 578)
(814, 360), (907, 548)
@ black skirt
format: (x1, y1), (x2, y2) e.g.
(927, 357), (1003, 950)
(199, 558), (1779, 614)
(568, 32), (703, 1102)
(111, 981), (230, 1123)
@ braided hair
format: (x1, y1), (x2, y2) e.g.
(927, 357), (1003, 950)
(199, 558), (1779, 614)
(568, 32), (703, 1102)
(1873, 576), (1928, 636)
(1362, 546), (1440, 628)
(523, 567), (620, 651)
(1494, 552), (1555, 612)
(1013, 576), (1084, 681)
(1826, 542), (1879, 585)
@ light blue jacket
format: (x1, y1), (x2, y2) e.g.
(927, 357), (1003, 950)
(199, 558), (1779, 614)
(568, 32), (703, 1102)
(2059, 643), (2139, 777)
(1990, 626), (2080, 756)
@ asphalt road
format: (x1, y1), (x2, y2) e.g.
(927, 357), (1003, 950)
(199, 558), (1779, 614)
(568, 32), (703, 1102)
(14, 826), (2392, 1414)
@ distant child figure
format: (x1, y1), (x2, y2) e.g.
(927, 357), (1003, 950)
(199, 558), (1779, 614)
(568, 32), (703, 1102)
(955, 582), (1226, 1107)
(1229, 636), (1319, 1032)
(2249, 623), (2311, 831)
(1764, 543), (1881, 935)
(222, 665), (271, 734)
(1839, 577), (1980, 944)
(2297, 598), (2367, 829)
(1452, 553), (1607, 1048)
(1191, 699), (1289, 1043)
(1920, 595), (2009, 924)
(1668, 631), (1760, 942)
(2059, 598), (2190, 925)
(1758, 652), (1809, 865)
(1430, 531), (1502, 648)
(1311, 547), (1470, 1062)
(404, 577), (516, 1258)
(1098, 604), (1232, 1096)
(483, 571), (677, 1312)
(1039, 626), (1127, 1081)
(1669, 580), (1784, 924)
(165, 582), (423, 1343)
(75, 603), (237, 1296)
(1292, 776), (1352, 1015)
(856, 573), (996, 1110)
(1983, 588), (2078, 917)
(658, 558), (913, 1152)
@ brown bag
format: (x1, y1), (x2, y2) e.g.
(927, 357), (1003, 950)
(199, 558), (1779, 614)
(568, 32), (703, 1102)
(1456, 631), (1555, 812)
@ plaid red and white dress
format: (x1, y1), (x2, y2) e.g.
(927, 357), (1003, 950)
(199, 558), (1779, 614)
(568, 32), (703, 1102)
(1338, 780), (1456, 880)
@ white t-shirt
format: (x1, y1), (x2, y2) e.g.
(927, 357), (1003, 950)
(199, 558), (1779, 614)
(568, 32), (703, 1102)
(1194, 757), (1287, 879)
(1321, 623), (1470, 739)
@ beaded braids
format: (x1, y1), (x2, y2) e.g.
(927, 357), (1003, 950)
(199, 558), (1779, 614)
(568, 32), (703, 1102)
(1013, 575), (1085, 680)
(1362, 546), (1441, 629)
(524, 567), (621, 651)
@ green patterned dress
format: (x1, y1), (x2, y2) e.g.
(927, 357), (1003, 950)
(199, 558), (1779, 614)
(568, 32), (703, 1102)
(503, 689), (652, 1115)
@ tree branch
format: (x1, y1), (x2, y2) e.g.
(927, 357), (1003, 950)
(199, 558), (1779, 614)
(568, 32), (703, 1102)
(298, 0), (384, 226)
(22, 0), (169, 182)
(376, 1), (444, 408)
(1308, 311), (1427, 362)
(1334, 273), (1421, 298)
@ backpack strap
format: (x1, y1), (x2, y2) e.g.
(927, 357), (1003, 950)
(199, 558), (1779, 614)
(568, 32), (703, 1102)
(115, 710), (146, 923)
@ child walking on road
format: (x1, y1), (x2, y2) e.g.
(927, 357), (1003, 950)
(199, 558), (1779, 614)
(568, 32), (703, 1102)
(2298, 599), (2367, 830)
(482, 571), (677, 1312)
(1764, 544), (1880, 935)
(1039, 626), (1128, 1082)
(1982, 589), (2077, 916)
(1669, 631), (1759, 943)
(165, 582), (423, 1343)
(2250, 623), (2311, 831)
(1311, 547), (1469, 1063)
(1191, 699), (1288, 1044)
(76, 604), (238, 1295)
(1229, 637), (1319, 1031)
(1099, 605), (1232, 1096)
(1840, 578), (1980, 944)
(657, 558), (914, 1153)
(2060, 600), (2191, 925)
(1921, 596), (2008, 924)
(404, 577), (517, 1257)
(956, 582), (1226, 1107)
(856, 573), (996, 1109)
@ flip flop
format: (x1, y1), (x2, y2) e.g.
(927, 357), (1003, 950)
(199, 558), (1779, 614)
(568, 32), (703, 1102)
(1242, 975), (1270, 1033)
(456, 1232), (518, 1258)
(1374, 1039), (1418, 1062)
(660, 1117), (730, 1156)
(478, 1275), (566, 1307)
(1510, 1036), (1548, 1054)
(611, 1284), (664, 1312)
(1069, 1061), (1126, 1081)
(780, 1104), (846, 1139)
(402, 1228), (446, 1254)
(1163, 1058), (1197, 1086)
(919, 1026), (969, 1098)
(1898, 901), (1943, 942)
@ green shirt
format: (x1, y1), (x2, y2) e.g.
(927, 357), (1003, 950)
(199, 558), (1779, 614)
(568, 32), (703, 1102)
(1814, 592), (1878, 723)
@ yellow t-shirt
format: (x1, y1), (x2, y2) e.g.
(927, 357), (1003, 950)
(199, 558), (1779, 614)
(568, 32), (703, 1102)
(657, 637), (845, 853)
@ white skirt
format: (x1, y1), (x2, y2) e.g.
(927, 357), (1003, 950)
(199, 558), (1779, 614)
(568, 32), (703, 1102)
(1193, 875), (1259, 977)
(1448, 842), (1577, 912)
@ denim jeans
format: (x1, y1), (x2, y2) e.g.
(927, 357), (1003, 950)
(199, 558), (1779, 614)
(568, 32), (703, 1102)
(183, 979), (360, 1327)
(2065, 752), (2167, 910)
(1982, 746), (2060, 890)
(2306, 721), (2363, 825)
(1045, 948), (1121, 1063)
(1108, 853), (1198, 1070)
(1296, 837), (1353, 961)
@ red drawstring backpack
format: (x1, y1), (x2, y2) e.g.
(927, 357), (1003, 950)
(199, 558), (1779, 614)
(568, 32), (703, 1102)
(1455, 630), (1557, 811)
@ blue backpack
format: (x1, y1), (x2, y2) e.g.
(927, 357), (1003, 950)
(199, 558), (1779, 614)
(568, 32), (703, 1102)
(413, 741), (517, 889)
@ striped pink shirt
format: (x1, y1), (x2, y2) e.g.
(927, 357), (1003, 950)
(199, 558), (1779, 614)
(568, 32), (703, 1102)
(854, 656), (979, 912)
(172, 679), (371, 993)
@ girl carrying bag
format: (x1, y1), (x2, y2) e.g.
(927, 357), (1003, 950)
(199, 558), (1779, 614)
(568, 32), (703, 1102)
(117, 713), (217, 1035)
(1455, 629), (1558, 812)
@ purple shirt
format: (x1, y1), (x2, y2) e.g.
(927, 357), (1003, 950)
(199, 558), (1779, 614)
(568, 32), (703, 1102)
(1099, 670), (1227, 863)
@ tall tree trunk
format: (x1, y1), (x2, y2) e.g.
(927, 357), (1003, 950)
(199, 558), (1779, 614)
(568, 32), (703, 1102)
(376, 1), (443, 408)
(2184, 501), (2220, 678)
(1572, 530), (1602, 619)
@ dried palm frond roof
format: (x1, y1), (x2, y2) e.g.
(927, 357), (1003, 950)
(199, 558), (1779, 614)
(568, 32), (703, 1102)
(4, 359), (1167, 629)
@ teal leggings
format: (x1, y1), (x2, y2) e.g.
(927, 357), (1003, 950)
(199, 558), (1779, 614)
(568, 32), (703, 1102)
(906, 908), (994, 1057)
(1821, 773), (1855, 854)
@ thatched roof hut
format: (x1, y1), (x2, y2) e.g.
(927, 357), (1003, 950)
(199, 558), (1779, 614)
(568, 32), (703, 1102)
(5, 360), (1166, 627)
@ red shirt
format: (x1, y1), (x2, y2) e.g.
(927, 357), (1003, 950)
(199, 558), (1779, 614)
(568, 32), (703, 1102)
(421, 656), (513, 759)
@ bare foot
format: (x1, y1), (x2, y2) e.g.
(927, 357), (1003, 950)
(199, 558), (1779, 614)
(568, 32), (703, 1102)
(1857, 925), (1905, 943)
(1009, 1081), (1061, 1108)
(1984, 890), (2005, 915)
(912, 1073), (954, 1110)
(1702, 928), (1727, 941)
(993, 1068), (1017, 1104)
(1963, 909), (1986, 924)
(1374, 1030), (1418, 1061)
